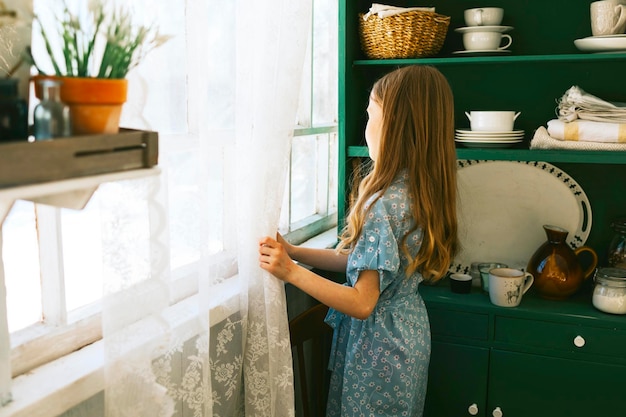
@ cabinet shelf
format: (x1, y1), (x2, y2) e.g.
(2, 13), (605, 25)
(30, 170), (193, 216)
(348, 145), (626, 164)
(353, 52), (626, 67)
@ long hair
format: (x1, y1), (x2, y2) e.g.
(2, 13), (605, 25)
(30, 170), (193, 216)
(337, 65), (458, 282)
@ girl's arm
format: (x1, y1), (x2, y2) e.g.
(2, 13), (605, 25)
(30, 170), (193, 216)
(260, 236), (379, 320)
(278, 233), (348, 273)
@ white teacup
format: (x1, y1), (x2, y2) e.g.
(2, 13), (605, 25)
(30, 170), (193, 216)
(591, 0), (626, 36)
(465, 111), (521, 132)
(463, 31), (512, 51)
(488, 268), (534, 307)
(464, 7), (504, 27)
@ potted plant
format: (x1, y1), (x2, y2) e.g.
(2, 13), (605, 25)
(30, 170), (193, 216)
(26, 0), (170, 134)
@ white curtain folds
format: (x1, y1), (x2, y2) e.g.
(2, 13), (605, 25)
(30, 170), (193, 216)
(93, 0), (312, 416)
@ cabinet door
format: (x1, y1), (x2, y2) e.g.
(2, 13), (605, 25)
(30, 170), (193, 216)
(489, 350), (626, 417)
(424, 341), (489, 417)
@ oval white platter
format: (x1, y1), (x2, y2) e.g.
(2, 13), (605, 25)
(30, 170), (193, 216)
(450, 160), (592, 274)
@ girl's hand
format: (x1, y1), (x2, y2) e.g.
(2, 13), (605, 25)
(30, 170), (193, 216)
(259, 236), (296, 282)
(276, 232), (295, 258)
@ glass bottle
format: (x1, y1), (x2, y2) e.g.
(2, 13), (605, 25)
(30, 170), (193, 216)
(607, 218), (626, 269)
(33, 79), (72, 140)
(0, 78), (28, 142)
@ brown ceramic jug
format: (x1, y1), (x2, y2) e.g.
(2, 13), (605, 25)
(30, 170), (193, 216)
(526, 225), (598, 300)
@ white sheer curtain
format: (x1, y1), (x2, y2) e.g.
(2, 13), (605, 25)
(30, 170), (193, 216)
(94, 0), (312, 416)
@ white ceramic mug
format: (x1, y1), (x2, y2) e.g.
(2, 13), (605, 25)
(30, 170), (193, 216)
(464, 7), (504, 26)
(465, 111), (521, 131)
(591, 0), (626, 36)
(463, 32), (512, 51)
(488, 268), (534, 307)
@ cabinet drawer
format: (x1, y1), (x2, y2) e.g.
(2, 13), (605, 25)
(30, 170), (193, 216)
(428, 307), (489, 341)
(495, 316), (626, 359)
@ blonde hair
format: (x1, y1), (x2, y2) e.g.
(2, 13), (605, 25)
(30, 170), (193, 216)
(337, 65), (458, 282)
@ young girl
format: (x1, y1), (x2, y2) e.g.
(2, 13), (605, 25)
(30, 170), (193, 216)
(259, 65), (458, 416)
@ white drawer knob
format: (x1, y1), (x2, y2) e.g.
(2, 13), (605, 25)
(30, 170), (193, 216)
(574, 335), (586, 348)
(492, 406), (503, 417)
(468, 403), (479, 415)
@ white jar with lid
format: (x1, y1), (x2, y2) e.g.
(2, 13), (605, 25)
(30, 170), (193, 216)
(592, 268), (626, 314)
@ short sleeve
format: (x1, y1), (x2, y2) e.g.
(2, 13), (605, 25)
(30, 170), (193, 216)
(348, 199), (400, 292)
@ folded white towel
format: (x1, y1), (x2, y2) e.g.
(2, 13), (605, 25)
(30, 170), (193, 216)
(531, 126), (626, 151)
(557, 85), (626, 123)
(363, 3), (435, 20)
(547, 119), (626, 143)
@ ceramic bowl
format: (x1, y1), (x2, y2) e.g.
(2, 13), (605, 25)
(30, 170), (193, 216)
(465, 111), (521, 131)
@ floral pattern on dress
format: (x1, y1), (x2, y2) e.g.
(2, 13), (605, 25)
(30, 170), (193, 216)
(325, 172), (430, 417)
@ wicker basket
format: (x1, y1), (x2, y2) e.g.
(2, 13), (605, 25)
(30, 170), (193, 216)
(359, 11), (451, 59)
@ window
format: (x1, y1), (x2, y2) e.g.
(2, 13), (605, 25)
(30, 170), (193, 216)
(3, 0), (337, 380)
(281, 0), (339, 244)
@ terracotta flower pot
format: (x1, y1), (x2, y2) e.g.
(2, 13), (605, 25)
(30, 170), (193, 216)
(32, 76), (128, 135)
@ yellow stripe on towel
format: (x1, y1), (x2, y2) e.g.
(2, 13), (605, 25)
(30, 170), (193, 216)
(564, 121), (580, 141)
(619, 124), (626, 143)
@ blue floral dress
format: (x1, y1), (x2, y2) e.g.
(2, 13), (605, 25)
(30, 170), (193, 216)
(325, 172), (431, 417)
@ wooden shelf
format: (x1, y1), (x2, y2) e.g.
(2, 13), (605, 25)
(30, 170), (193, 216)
(0, 129), (158, 189)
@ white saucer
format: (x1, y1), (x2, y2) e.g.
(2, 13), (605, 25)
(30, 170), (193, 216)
(454, 26), (514, 33)
(456, 134), (524, 138)
(456, 137), (524, 143)
(456, 134), (524, 139)
(454, 137), (524, 143)
(456, 129), (524, 135)
(455, 136), (523, 142)
(456, 132), (524, 138)
(587, 34), (626, 38)
(455, 139), (523, 148)
(574, 36), (626, 52)
(452, 49), (512, 55)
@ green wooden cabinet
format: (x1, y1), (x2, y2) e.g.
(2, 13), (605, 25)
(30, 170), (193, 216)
(421, 285), (626, 417)
(339, 1), (626, 415)
(424, 341), (489, 417)
(488, 350), (626, 417)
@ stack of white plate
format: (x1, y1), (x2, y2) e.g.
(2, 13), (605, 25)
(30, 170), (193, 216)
(455, 129), (524, 148)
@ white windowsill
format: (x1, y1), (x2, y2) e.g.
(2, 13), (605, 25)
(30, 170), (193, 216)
(299, 227), (338, 250)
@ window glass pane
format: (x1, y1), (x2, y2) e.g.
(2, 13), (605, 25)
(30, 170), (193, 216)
(3, 201), (42, 332)
(62, 201), (103, 312)
(62, 178), (152, 312)
(167, 148), (208, 266)
(291, 136), (318, 223)
(312, 0), (338, 126)
(328, 132), (338, 214)
(132, 2), (188, 133)
(97, 180), (151, 292)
